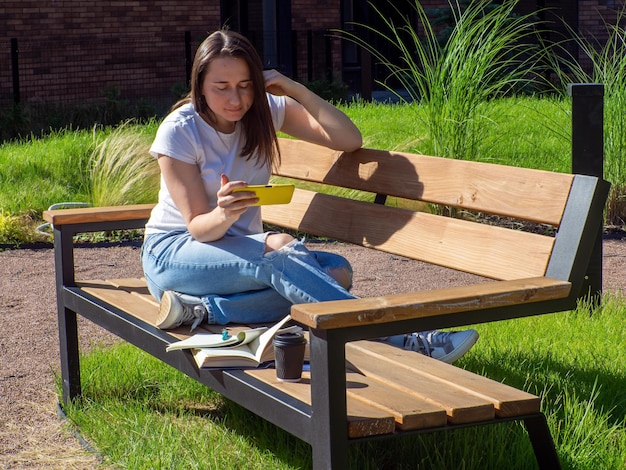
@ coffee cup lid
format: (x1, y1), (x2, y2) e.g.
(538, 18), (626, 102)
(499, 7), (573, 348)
(273, 332), (306, 345)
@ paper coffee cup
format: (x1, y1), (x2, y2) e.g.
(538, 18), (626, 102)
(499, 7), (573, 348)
(273, 332), (306, 382)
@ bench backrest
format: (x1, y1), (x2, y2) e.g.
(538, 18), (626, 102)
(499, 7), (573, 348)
(43, 137), (608, 300)
(263, 138), (609, 289)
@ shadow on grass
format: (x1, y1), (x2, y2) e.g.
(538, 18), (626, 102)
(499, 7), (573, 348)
(461, 349), (626, 427)
(66, 336), (625, 469)
(70, 346), (538, 469)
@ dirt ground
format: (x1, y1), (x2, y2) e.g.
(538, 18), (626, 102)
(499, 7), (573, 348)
(1, 238), (624, 469)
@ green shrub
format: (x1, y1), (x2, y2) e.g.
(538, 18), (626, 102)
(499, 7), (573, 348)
(304, 79), (351, 103)
(0, 210), (46, 246)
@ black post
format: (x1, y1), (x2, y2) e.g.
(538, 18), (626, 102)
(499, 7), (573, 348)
(325, 32), (332, 82)
(276, 0), (293, 76)
(11, 38), (20, 104)
(185, 31), (192, 88)
(292, 30), (299, 81)
(568, 83), (604, 304)
(240, 0), (249, 36)
(53, 225), (82, 404)
(307, 30), (313, 82)
(360, 48), (372, 101)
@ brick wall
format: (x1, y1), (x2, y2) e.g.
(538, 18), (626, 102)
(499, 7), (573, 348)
(290, 0), (342, 82)
(2, 0), (625, 109)
(1, 1), (222, 107)
(579, 0), (623, 37)
(571, 1), (625, 72)
(0, 0), (345, 108)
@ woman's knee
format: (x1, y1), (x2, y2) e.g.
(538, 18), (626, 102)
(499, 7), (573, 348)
(264, 233), (295, 253)
(326, 266), (353, 290)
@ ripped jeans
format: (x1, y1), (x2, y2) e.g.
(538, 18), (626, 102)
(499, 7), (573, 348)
(141, 231), (356, 325)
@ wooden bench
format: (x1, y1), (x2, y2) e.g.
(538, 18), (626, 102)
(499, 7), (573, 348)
(44, 137), (610, 469)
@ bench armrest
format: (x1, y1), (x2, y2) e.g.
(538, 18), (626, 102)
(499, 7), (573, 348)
(290, 277), (571, 330)
(43, 204), (155, 226)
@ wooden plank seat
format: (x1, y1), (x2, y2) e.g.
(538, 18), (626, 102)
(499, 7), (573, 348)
(78, 277), (542, 436)
(45, 137), (610, 469)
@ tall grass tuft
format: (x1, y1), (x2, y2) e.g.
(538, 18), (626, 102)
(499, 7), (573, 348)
(87, 120), (159, 207)
(549, 6), (626, 225)
(341, 0), (547, 159)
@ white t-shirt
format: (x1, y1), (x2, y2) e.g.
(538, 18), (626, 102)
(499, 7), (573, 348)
(145, 94), (286, 236)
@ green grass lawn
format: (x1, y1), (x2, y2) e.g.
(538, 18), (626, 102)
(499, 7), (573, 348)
(0, 97), (571, 219)
(0, 129), (96, 216)
(2, 97), (624, 467)
(61, 293), (626, 469)
(0, 97), (577, 245)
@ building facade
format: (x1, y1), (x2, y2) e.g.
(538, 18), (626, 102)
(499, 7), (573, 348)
(1, 0), (623, 109)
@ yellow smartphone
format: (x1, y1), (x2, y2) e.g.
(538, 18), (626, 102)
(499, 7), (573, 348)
(232, 184), (295, 206)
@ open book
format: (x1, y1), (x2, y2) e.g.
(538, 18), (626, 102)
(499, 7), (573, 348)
(166, 315), (296, 369)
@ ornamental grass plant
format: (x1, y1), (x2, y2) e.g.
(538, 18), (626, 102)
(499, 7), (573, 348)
(340, 0), (548, 160)
(548, 5), (626, 226)
(86, 120), (160, 207)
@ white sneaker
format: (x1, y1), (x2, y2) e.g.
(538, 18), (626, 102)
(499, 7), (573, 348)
(155, 291), (207, 331)
(402, 330), (479, 364)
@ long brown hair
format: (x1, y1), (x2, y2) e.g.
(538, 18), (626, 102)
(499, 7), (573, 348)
(174, 30), (280, 168)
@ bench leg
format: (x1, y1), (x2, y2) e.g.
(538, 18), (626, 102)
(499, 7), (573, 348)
(523, 414), (561, 470)
(309, 330), (349, 470)
(53, 224), (81, 405)
(58, 305), (81, 405)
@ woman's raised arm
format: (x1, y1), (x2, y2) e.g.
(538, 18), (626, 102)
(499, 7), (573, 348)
(263, 70), (362, 152)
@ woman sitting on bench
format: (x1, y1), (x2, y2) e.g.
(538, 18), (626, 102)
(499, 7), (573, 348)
(140, 29), (478, 364)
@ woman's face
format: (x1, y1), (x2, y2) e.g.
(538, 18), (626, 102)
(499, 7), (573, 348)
(201, 56), (254, 133)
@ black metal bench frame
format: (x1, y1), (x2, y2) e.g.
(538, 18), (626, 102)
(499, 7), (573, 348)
(49, 84), (610, 469)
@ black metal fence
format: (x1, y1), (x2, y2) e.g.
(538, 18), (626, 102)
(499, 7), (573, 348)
(1, 29), (336, 110)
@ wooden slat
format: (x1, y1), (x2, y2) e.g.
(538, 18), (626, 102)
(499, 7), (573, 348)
(78, 279), (159, 324)
(346, 341), (540, 418)
(106, 277), (152, 295)
(43, 203), (155, 225)
(290, 276), (571, 330)
(244, 369), (396, 438)
(276, 138), (573, 226)
(250, 349), (493, 427)
(79, 279), (185, 338)
(344, 372), (449, 430)
(263, 189), (555, 280)
(348, 356), (495, 425)
(78, 278), (295, 340)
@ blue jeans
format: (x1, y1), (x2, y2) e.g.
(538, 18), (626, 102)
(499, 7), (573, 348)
(141, 231), (356, 325)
